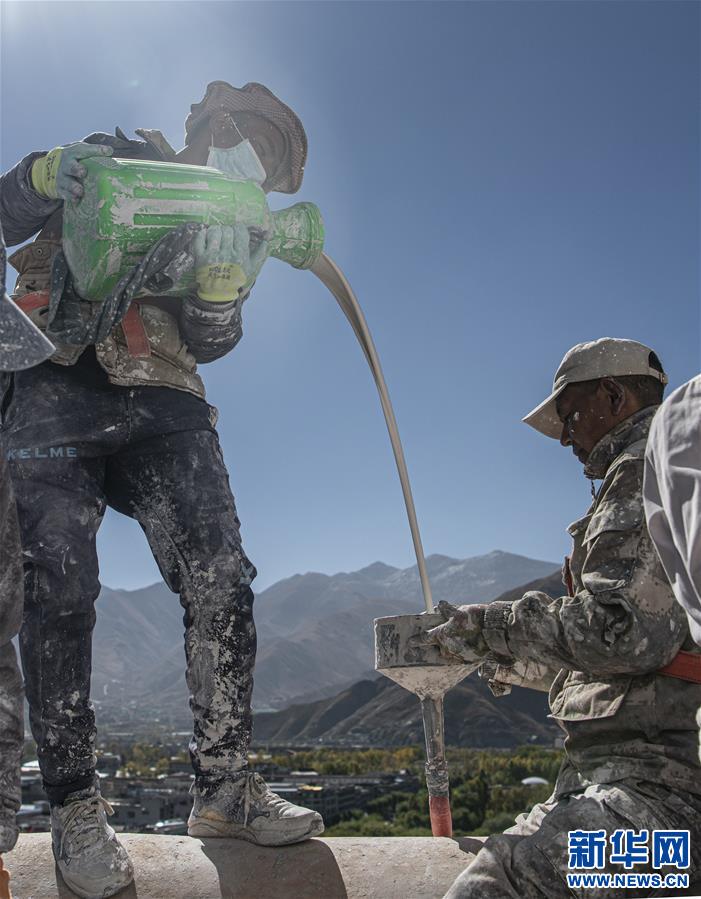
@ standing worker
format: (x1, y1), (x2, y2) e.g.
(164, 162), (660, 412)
(429, 338), (701, 898)
(0, 81), (323, 899)
(0, 221), (55, 899)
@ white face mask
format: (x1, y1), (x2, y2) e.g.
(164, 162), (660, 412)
(207, 140), (267, 185)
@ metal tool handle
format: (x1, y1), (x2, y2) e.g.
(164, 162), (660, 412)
(421, 696), (453, 837)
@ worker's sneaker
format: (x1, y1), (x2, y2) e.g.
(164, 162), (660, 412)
(51, 787), (134, 899)
(187, 771), (324, 845)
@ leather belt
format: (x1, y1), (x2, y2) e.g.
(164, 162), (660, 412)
(13, 292), (151, 359)
(13, 290), (50, 313)
(120, 304), (151, 358)
(658, 650), (701, 685)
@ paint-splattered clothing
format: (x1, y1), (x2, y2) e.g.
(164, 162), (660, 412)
(445, 408), (701, 898)
(0, 437), (24, 852)
(482, 407), (701, 798)
(445, 778), (701, 899)
(0, 134), (243, 398)
(0, 135), (259, 802)
(3, 352), (257, 802)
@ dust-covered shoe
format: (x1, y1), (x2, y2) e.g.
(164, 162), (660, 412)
(51, 788), (134, 898)
(187, 771), (325, 846)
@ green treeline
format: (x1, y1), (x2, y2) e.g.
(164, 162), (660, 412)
(263, 746), (563, 837)
(72, 741), (564, 837)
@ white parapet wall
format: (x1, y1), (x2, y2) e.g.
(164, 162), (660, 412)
(8, 834), (476, 899)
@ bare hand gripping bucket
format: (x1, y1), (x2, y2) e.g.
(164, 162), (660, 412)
(61, 157), (325, 301)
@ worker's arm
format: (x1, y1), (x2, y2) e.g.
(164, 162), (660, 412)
(0, 152), (61, 245)
(479, 649), (561, 694)
(481, 456), (687, 675)
(180, 224), (268, 363)
(179, 292), (245, 363)
(0, 140), (113, 246)
(643, 375), (701, 646)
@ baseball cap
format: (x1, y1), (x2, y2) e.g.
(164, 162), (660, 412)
(523, 337), (668, 439)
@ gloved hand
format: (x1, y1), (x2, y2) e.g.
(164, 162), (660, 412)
(31, 141), (113, 201)
(193, 223), (269, 303)
(426, 600), (490, 664)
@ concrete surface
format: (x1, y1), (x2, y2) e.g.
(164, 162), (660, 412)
(7, 834), (477, 899)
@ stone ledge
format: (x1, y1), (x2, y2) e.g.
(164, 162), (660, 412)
(8, 834), (475, 898)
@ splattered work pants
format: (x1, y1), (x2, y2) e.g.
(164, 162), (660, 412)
(444, 779), (701, 899)
(0, 433), (24, 851)
(3, 351), (257, 805)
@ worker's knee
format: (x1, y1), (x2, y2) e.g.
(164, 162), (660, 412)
(23, 557), (100, 620)
(443, 834), (565, 899)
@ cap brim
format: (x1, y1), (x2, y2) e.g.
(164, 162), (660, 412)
(522, 384), (567, 439)
(0, 294), (54, 371)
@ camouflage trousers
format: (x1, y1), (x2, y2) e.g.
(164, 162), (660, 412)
(3, 351), (257, 804)
(0, 435), (23, 852)
(445, 779), (701, 899)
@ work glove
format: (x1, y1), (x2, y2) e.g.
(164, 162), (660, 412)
(426, 601), (490, 665)
(193, 223), (269, 303)
(31, 141), (113, 201)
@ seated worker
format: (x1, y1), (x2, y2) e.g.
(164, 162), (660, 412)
(0, 222), (55, 899)
(429, 338), (701, 899)
(0, 81), (323, 899)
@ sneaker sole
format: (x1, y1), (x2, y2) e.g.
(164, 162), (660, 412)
(55, 866), (134, 899)
(52, 844), (134, 898)
(187, 815), (325, 846)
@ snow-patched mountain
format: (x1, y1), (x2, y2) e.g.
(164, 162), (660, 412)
(86, 550), (559, 721)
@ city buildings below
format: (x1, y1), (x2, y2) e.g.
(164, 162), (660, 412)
(18, 750), (420, 835)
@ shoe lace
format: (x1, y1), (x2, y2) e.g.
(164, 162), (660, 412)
(242, 772), (290, 825)
(60, 796), (115, 856)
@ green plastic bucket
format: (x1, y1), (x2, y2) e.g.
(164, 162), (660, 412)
(62, 157), (324, 301)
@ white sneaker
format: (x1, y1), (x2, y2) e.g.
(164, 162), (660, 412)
(51, 789), (134, 898)
(187, 771), (325, 846)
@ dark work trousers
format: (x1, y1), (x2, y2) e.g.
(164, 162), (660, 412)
(0, 431), (24, 851)
(1, 349), (257, 805)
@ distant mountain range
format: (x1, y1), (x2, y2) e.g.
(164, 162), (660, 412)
(253, 675), (560, 749)
(85, 550), (560, 730)
(253, 569), (566, 748)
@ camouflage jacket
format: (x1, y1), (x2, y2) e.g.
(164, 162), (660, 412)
(481, 407), (701, 798)
(0, 132), (246, 399)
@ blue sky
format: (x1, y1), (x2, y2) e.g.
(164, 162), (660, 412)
(2, 1), (699, 592)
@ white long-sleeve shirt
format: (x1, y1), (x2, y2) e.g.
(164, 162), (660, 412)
(643, 374), (701, 646)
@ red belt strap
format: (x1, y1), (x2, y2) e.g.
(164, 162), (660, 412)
(13, 290), (50, 313)
(14, 292), (152, 360)
(658, 650), (701, 684)
(121, 304), (151, 358)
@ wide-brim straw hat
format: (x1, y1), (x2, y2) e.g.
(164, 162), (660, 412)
(185, 81), (307, 194)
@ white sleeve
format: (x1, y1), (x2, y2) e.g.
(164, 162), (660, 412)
(643, 375), (701, 646)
